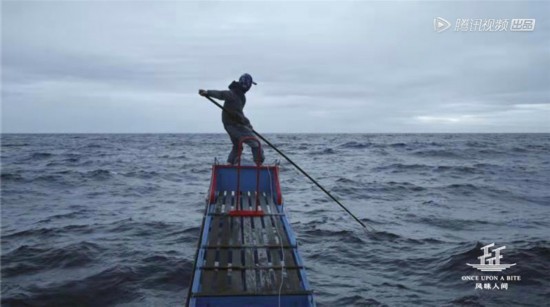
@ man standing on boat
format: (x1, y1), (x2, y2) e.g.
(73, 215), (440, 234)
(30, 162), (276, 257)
(199, 73), (265, 165)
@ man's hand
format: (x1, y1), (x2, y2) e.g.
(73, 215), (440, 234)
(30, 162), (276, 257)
(198, 89), (208, 96)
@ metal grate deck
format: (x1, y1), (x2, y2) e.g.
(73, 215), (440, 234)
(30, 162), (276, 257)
(195, 190), (308, 297)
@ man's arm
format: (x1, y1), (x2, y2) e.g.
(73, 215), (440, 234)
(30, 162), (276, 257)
(241, 115), (251, 127)
(198, 89), (229, 100)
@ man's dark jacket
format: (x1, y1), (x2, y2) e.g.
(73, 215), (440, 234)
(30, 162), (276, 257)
(206, 82), (250, 127)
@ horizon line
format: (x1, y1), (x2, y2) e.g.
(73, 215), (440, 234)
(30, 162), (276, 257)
(2, 132), (549, 135)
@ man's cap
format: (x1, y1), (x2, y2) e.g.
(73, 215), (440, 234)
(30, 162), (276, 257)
(239, 73), (257, 91)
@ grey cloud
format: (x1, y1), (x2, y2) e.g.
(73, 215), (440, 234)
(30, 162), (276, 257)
(2, 1), (549, 133)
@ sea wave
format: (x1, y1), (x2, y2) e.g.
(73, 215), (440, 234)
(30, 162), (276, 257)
(2, 133), (549, 306)
(2, 241), (103, 277)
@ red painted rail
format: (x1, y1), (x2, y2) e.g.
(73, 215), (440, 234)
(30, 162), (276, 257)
(229, 136), (264, 217)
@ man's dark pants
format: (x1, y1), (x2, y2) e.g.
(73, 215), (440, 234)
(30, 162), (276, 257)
(224, 124), (265, 165)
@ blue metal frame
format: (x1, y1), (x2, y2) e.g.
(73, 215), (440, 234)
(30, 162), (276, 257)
(213, 167), (280, 198)
(192, 295), (312, 307)
(188, 165), (315, 307)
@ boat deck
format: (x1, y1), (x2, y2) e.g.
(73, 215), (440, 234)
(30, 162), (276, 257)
(194, 190), (309, 297)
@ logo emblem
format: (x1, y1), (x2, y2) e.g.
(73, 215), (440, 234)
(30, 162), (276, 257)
(467, 243), (516, 272)
(434, 17), (451, 32)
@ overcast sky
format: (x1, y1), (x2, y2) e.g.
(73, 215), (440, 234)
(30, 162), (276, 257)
(2, 1), (549, 133)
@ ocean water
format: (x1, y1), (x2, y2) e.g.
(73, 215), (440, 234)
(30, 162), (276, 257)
(1, 133), (549, 306)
